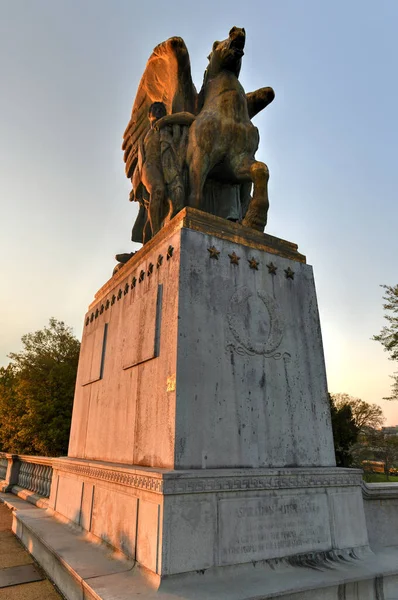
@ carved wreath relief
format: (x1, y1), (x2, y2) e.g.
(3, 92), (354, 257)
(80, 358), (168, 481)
(226, 286), (287, 358)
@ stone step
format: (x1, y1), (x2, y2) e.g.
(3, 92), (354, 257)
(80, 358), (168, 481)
(3, 492), (398, 600)
(1, 493), (134, 600)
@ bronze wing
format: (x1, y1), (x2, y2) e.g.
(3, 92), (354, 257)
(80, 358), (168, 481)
(122, 37), (198, 182)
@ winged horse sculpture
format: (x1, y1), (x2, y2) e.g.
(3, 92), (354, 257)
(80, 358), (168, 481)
(122, 27), (274, 244)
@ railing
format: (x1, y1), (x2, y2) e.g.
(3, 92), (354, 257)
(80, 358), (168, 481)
(0, 457), (7, 481)
(0, 452), (53, 499)
(17, 457), (53, 498)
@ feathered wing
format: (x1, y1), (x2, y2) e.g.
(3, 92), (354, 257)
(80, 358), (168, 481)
(122, 37), (198, 181)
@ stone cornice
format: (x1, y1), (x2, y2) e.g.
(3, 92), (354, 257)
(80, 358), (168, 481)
(53, 460), (362, 495)
(90, 207), (306, 310)
(361, 481), (398, 500)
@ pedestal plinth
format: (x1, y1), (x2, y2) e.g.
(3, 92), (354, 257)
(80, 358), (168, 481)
(49, 460), (367, 578)
(49, 208), (369, 584)
(68, 207), (334, 470)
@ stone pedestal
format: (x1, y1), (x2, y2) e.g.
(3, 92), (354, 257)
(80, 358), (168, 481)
(68, 208), (334, 470)
(50, 208), (369, 588)
(49, 460), (367, 579)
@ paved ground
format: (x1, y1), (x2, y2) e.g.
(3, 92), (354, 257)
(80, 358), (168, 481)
(0, 503), (62, 599)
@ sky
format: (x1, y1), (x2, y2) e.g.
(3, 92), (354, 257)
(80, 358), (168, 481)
(0, 0), (397, 423)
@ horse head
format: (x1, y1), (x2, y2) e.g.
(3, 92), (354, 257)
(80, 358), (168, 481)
(205, 26), (246, 81)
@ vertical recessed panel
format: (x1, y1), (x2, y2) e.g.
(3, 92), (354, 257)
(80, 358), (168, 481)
(91, 486), (138, 557)
(81, 323), (108, 386)
(123, 285), (162, 369)
(136, 500), (160, 572)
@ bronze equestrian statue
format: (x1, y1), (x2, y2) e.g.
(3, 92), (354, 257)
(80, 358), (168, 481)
(122, 27), (274, 246)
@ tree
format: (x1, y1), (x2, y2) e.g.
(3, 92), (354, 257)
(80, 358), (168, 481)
(373, 284), (398, 400)
(331, 393), (385, 432)
(329, 394), (359, 467)
(0, 364), (24, 453)
(0, 318), (80, 456)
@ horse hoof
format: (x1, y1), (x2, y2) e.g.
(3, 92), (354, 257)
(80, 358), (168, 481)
(242, 211), (267, 232)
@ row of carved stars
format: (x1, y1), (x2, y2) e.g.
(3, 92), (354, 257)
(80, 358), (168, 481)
(85, 245), (174, 326)
(207, 246), (295, 279)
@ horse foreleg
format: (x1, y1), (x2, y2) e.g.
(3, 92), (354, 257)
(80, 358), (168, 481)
(188, 150), (210, 210)
(237, 160), (269, 232)
(142, 164), (166, 237)
(148, 186), (165, 236)
(246, 87), (275, 119)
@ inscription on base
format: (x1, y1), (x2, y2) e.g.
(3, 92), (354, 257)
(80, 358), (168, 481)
(219, 493), (331, 565)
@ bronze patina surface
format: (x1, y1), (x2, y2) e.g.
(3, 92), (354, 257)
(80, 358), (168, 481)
(122, 27), (274, 247)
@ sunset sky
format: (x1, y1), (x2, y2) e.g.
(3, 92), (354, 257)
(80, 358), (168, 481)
(1, 0), (397, 422)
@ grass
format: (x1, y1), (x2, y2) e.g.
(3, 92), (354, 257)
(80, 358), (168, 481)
(363, 472), (398, 483)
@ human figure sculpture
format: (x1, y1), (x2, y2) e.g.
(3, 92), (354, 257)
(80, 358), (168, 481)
(132, 101), (167, 241)
(122, 28), (274, 246)
(131, 102), (196, 243)
(155, 109), (195, 223)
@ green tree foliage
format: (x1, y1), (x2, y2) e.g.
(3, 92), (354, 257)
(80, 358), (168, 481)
(331, 393), (384, 432)
(373, 284), (398, 400)
(328, 394), (359, 467)
(0, 318), (80, 456)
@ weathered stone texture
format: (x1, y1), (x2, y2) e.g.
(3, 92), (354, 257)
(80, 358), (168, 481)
(68, 209), (334, 471)
(175, 227), (335, 468)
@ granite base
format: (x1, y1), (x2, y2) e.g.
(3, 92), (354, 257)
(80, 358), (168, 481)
(48, 459), (368, 578)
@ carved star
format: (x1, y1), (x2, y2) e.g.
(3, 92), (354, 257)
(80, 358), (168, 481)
(248, 257), (259, 270)
(139, 270), (145, 282)
(166, 245), (174, 260)
(228, 252), (240, 265)
(267, 262), (277, 275)
(285, 267), (295, 280)
(208, 246), (220, 259)
(147, 263), (154, 276)
(157, 254), (163, 268)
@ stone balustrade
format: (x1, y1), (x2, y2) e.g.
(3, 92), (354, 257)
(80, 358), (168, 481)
(0, 457), (7, 481)
(0, 452), (53, 498)
(17, 458), (53, 497)
(362, 480), (398, 550)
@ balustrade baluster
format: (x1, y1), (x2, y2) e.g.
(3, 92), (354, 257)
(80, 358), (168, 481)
(24, 463), (29, 490)
(7, 457), (52, 498)
(25, 463), (30, 489)
(28, 463), (34, 491)
(37, 464), (42, 495)
(33, 464), (38, 494)
(19, 462), (25, 488)
(39, 464), (43, 495)
(28, 464), (32, 491)
(45, 467), (49, 496)
(44, 466), (49, 496)
(0, 458), (7, 480)
(30, 463), (34, 493)
(25, 463), (30, 490)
